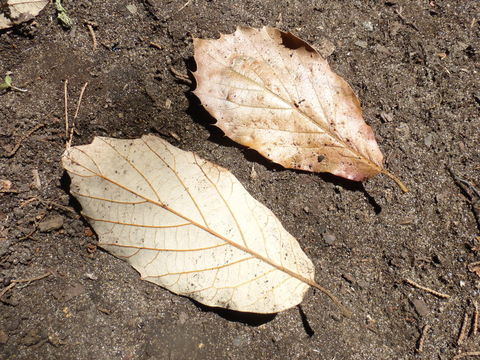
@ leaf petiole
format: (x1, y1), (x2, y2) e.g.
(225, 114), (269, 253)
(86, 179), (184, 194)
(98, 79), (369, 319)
(381, 169), (409, 192)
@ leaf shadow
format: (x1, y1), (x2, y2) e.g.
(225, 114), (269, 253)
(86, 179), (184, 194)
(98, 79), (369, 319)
(297, 305), (315, 337)
(317, 173), (382, 214)
(191, 299), (276, 326)
(60, 172), (84, 214)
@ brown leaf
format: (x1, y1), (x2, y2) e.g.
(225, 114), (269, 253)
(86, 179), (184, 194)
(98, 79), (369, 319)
(0, 0), (49, 29)
(468, 262), (480, 277)
(62, 135), (350, 314)
(193, 27), (407, 191)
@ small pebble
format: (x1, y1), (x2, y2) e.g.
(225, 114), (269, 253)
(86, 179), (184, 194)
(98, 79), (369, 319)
(355, 40), (368, 49)
(0, 329), (8, 344)
(63, 283), (86, 302)
(177, 311), (189, 325)
(13, 207), (24, 217)
(424, 133), (433, 147)
(249, 166), (258, 181)
(0, 179), (12, 191)
(232, 334), (249, 347)
(317, 38), (336, 58)
(411, 298), (429, 317)
(303, 206), (310, 214)
(84, 273), (98, 281)
(380, 112), (393, 123)
(38, 215), (64, 232)
(126, 4), (137, 14)
(323, 232), (336, 245)
(31, 169), (41, 189)
(356, 279), (368, 289)
(342, 273), (355, 284)
(3, 277), (12, 286)
(363, 21), (374, 31)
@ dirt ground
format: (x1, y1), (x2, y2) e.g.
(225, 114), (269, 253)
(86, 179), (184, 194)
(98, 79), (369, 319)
(1, 0), (479, 359)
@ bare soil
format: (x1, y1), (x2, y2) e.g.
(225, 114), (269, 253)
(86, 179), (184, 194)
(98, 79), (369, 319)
(1, 1), (479, 359)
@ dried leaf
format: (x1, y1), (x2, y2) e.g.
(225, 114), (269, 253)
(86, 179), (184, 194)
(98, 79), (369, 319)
(54, 0), (71, 28)
(0, 0), (48, 29)
(468, 262), (480, 278)
(193, 27), (407, 191)
(0, 11), (14, 29)
(62, 135), (346, 314)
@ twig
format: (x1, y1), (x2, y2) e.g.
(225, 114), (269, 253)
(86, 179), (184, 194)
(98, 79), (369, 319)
(0, 189), (19, 194)
(66, 82), (88, 149)
(64, 79), (69, 138)
(18, 197), (77, 216)
(149, 41), (162, 50)
(473, 301), (479, 337)
(404, 278), (451, 299)
(30, 338), (49, 349)
(452, 352), (480, 359)
(169, 66), (192, 84)
(20, 197), (38, 208)
(394, 6), (419, 31)
(0, 271), (52, 299)
(448, 167), (480, 230)
(0, 283), (16, 300)
(416, 324), (430, 353)
(12, 271), (52, 284)
(1, 123), (45, 158)
(458, 310), (470, 345)
(74, 82), (88, 120)
(178, 0), (192, 12)
(449, 168), (480, 199)
(18, 228), (38, 241)
(40, 199), (77, 215)
(86, 24), (97, 50)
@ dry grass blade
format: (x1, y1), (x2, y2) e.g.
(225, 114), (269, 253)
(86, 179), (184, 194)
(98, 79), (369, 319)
(452, 352), (480, 359)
